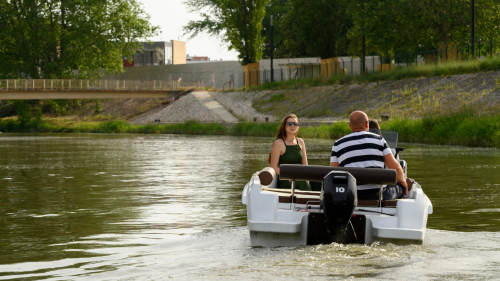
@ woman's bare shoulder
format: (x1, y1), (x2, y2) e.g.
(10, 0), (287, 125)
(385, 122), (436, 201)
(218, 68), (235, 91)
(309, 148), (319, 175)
(273, 139), (285, 148)
(273, 139), (286, 151)
(297, 138), (306, 146)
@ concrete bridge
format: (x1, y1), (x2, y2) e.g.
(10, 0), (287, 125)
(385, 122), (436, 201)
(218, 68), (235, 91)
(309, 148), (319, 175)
(0, 79), (239, 123)
(0, 79), (199, 100)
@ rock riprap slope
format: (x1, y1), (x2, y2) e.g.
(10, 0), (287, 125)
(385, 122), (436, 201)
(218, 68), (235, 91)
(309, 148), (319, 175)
(132, 93), (225, 124)
(131, 71), (500, 124)
(211, 91), (276, 122)
(252, 72), (500, 119)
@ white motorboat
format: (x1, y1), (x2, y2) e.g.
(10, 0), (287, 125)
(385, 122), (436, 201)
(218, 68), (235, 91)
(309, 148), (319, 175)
(242, 130), (433, 247)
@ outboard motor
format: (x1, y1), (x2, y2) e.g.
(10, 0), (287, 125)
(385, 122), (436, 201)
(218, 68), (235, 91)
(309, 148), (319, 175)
(320, 171), (357, 241)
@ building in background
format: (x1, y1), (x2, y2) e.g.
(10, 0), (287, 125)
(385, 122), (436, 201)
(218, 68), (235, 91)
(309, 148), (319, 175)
(186, 54), (210, 63)
(123, 40), (186, 67)
(171, 40), (186, 65)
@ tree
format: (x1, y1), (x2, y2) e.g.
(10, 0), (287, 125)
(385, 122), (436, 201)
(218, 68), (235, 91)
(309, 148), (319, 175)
(347, 0), (500, 58)
(0, 0), (157, 122)
(260, 0), (288, 59)
(183, 0), (268, 65)
(0, 0), (157, 80)
(279, 0), (350, 59)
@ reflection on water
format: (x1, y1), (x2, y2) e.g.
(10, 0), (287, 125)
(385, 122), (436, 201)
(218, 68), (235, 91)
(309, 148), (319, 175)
(401, 144), (500, 232)
(0, 133), (499, 279)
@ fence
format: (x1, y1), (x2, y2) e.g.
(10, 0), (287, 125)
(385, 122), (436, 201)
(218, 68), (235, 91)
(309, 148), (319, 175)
(8, 41), (495, 92)
(104, 64), (245, 91)
(0, 79), (201, 92)
(157, 69), (244, 90)
(245, 40), (500, 87)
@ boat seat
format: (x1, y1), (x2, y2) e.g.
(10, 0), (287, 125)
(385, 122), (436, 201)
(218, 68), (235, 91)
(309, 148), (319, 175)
(264, 187), (397, 208)
(262, 187), (321, 196)
(277, 194), (320, 205)
(382, 200), (398, 207)
(296, 195), (320, 205)
(357, 200), (380, 207)
(278, 195), (291, 203)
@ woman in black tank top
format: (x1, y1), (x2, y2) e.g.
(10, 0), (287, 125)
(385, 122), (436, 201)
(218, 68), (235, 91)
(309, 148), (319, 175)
(266, 114), (311, 191)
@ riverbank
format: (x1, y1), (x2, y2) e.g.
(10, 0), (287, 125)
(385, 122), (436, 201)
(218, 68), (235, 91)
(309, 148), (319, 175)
(1, 111), (499, 148)
(4, 65), (500, 125)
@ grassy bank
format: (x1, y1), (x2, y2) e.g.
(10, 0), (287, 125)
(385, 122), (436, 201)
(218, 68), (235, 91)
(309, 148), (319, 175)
(382, 112), (500, 147)
(0, 119), (228, 135)
(1, 112), (499, 148)
(251, 56), (500, 91)
(0, 118), (352, 138)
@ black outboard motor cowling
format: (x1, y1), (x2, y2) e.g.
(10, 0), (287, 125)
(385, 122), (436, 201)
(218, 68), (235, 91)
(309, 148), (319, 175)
(320, 171), (357, 240)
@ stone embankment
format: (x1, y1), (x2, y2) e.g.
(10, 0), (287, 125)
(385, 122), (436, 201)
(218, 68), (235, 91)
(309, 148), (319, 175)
(211, 91), (276, 122)
(132, 91), (276, 124)
(132, 93), (224, 124)
(132, 71), (500, 125)
(249, 71), (500, 120)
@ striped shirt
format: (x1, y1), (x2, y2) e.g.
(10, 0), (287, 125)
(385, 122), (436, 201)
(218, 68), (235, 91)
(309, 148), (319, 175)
(331, 131), (392, 190)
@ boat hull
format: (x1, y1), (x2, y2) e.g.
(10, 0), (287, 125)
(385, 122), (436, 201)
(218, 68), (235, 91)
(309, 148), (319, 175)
(243, 173), (432, 247)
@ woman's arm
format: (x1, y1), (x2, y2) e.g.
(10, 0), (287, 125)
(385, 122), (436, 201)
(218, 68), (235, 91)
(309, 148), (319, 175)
(270, 140), (285, 175)
(299, 138), (308, 165)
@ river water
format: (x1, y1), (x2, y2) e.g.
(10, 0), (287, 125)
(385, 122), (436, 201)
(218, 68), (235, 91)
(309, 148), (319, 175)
(1, 133), (500, 280)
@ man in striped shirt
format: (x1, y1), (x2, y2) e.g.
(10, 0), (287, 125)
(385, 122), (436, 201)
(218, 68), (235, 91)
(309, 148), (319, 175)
(330, 111), (408, 200)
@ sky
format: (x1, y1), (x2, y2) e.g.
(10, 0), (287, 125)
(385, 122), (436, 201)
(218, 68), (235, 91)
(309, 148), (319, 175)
(138, 0), (239, 62)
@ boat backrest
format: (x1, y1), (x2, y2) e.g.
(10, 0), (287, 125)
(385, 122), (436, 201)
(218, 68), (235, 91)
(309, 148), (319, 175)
(280, 165), (396, 185)
(262, 187), (399, 208)
(262, 187), (321, 205)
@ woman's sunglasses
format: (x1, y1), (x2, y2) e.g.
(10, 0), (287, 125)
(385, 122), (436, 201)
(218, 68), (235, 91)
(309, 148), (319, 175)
(286, 122), (299, 127)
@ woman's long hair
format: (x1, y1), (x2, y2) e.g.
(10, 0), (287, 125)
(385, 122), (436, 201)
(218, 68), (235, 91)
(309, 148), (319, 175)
(266, 114), (299, 165)
(368, 119), (381, 136)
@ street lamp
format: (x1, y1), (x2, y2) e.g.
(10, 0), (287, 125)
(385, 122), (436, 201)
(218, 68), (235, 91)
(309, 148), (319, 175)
(361, 3), (366, 74)
(362, 33), (365, 74)
(270, 15), (274, 82)
(471, 0), (475, 58)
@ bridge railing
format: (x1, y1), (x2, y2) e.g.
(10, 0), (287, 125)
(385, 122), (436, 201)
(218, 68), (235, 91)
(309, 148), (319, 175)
(0, 79), (203, 92)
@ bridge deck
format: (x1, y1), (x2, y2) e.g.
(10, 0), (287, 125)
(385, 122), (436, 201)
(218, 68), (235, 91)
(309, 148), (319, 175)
(0, 79), (197, 100)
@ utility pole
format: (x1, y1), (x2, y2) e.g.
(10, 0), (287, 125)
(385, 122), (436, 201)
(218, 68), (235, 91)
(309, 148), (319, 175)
(361, 2), (366, 74)
(471, 0), (475, 58)
(270, 15), (274, 82)
(362, 34), (365, 74)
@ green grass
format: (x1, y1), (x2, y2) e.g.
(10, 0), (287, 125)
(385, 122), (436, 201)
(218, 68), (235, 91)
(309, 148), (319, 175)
(249, 56), (500, 92)
(229, 122), (279, 137)
(381, 111), (500, 147)
(0, 120), (228, 134)
(2, 113), (499, 148)
(269, 93), (286, 103)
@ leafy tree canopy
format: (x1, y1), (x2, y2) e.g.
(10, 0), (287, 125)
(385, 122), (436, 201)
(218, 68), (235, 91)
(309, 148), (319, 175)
(347, 0), (500, 57)
(280, 0), (350, 59)
(183, 0), (268, 65)
(0, 0), (157, 122)
(0, 0), (158, 80)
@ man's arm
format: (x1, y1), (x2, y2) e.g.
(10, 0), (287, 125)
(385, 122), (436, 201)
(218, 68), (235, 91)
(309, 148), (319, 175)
(330, 144), (339, 166)
(383, 153), (408, 195)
